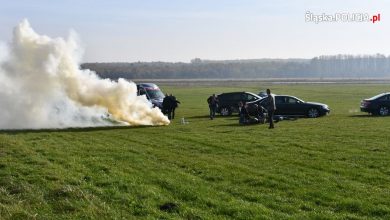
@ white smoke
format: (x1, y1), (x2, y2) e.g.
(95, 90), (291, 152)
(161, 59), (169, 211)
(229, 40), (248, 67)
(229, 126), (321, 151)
(0, 19), (169, 129)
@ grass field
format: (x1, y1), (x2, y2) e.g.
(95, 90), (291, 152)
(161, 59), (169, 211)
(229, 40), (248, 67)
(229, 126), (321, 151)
(1, 83), (390, 219)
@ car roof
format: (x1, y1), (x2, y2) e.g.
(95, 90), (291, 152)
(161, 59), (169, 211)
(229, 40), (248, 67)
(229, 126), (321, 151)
(257, 95), (303, 102)
(275, 94), (301, 98)
(218, 91), (260, 97)
(137, 83), (159, 88)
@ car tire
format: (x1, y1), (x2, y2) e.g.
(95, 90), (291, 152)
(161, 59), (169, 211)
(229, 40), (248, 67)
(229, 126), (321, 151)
(378, 106), (389, 116)
(307, 108), (319, 118)
(220, 107), (231, 116)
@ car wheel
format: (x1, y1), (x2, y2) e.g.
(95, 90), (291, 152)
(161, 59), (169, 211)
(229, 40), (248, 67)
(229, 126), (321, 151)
(307, 108), (319, 118)
(220, 107), (231, 116)
(378, 106), (389, 116)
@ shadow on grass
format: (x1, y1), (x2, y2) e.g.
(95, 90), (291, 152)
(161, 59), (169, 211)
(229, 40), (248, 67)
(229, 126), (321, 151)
(187, 115), (238, 119)
(215, 122), (266, 127)
(349, 114), (381, 118)
(187, 115), (210, 119)
(215, 117), (299, 127)
(0, 125), (156, 134)
(213, 123), (242, 127)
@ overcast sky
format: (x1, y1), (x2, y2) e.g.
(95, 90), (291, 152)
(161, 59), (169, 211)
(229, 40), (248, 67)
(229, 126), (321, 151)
(0, 0), (389, 62)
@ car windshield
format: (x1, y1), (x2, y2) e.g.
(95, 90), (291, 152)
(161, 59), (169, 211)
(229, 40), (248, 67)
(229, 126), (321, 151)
(244, 94), (259, 102)
(146, 88), (164, 99)
(368, 93), (387, 100)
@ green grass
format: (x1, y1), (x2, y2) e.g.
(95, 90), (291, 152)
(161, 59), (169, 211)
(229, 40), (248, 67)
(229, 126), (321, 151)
(1, 83), (390, 219)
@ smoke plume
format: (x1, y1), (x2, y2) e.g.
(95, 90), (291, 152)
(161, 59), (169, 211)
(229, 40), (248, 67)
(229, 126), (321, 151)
(0, 20), (169, 129)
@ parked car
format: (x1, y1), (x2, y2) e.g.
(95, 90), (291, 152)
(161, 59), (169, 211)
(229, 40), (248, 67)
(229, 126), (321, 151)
(249, 95), (330, 118)
(137, 83), (165, 109)
(217, 92), (261, 116)
(360, 92), (390, 116)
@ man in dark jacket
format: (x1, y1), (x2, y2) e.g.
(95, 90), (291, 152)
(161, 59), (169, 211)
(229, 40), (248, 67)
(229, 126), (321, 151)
(207, 94), (218, 120)
(162, 94), (172, 120)
(265, 89), (276, 129)
(169, 94), (180, 119)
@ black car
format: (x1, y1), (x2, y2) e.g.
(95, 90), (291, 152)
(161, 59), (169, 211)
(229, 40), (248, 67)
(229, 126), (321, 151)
(360, 92), (390, 116)
(217, 92), (261, 116)
(250, 95), (330, 118)
(137, 83), (165, 109)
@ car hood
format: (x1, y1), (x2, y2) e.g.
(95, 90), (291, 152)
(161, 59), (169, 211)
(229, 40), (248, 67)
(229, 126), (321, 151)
(306, 102), (329, 108)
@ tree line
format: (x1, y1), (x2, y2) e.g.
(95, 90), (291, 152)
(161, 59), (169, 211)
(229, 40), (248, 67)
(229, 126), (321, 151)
(81, 54), (390, 79)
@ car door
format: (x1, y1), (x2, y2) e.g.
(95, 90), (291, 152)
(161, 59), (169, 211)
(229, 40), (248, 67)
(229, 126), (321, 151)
(274, 96), (287, 115)
(285, 96), (305, 115)
(231, 93), (242, 111)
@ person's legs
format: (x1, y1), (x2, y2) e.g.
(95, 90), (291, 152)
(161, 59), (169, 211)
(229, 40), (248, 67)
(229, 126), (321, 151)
(209, 106), (213, 119)
(212, 106), (217, 119)
(172, 108), (175, 119)
(239, 114), (244, 124)
(268, 110), (274, 128)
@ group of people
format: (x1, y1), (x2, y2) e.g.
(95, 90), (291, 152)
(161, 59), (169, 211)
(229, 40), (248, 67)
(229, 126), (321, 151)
(162, 94), (180, 120)
(207, 89), (276, 129)
(238, 102), (266, 125)
(163, 89), (276, 129)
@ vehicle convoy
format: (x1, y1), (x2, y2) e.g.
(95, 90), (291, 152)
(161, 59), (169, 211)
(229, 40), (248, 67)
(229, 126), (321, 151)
(248, 95), (330, 118)
(136, 83), (165, 109)
(361, 92), (390, 116)
(217, 92), (261, 116)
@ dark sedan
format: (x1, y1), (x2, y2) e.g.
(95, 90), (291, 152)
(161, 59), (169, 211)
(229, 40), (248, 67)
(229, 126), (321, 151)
(216, 92), (261, 116)
(250, 95), (330, 118)
(361, 92), (390, 116)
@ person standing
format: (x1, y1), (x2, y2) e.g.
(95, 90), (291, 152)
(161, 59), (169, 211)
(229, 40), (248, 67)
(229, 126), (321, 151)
(169, 94), (180, 120)
(265, 89), (276, 129)
(207, 94), (218, 120)
(162, 94), (172, 120)
(239, 101), (249, 124)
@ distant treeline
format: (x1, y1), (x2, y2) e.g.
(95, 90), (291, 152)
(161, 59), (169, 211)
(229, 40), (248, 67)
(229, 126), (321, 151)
(81, 54), (390, 79)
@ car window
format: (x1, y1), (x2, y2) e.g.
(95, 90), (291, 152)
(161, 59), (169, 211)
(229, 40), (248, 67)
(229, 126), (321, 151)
(286, 97), (298, 104)
(218, 95), (228, 101)
(275, 96), (285, 104)
(245, 94), (257, 101)
(231, 94), (241, 100)
(241, 94), (247, 101)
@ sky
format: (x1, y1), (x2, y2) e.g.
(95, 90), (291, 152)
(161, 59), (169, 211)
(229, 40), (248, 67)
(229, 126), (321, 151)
(0, 0), (389, 62)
